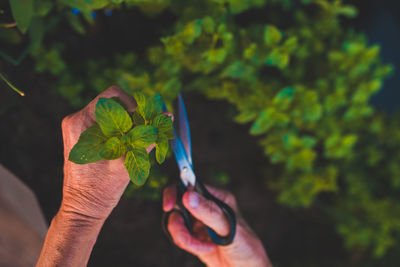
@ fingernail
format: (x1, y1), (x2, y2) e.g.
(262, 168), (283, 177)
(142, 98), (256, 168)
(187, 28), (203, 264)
(188, 192), (199, 208)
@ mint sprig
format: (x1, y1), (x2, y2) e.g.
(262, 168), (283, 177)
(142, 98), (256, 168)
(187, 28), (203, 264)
(68, 93), (173, 185)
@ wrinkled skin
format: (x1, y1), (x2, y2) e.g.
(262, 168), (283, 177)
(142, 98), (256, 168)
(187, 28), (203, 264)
(37, 86), (139, 267)
(60, 86), (138, 221)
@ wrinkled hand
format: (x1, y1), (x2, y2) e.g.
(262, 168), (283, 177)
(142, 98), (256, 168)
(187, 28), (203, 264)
(38, 86), (171, 266)
(60, 86), (139, 222)
(163, 185), (272, 267)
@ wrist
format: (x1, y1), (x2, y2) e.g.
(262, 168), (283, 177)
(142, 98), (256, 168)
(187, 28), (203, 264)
(61, 181), (117, 222)
(56, 204), (106, 232)
(36, 207), (106, 266)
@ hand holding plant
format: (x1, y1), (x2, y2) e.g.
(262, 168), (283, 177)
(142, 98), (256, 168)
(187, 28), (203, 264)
(69, 86), (173, 184)
(37, 86), (173, 266)
(61, 86), (172, 222)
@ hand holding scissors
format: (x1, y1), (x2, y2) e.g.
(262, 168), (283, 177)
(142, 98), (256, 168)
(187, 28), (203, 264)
(162, 94), (236, 246)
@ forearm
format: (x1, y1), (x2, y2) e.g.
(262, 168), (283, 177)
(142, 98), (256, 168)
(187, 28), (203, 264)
(36, 208), (105, 267)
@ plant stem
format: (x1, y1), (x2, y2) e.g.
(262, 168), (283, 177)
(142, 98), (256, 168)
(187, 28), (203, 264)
(0, 22), (17, 28)
(0, 72), (25, 96)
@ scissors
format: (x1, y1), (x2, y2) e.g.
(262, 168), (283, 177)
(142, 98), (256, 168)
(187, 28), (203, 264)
(161, 94), (236, 246)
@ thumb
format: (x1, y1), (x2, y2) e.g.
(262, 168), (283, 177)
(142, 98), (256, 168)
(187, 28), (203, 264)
(182, 190), (230, 236)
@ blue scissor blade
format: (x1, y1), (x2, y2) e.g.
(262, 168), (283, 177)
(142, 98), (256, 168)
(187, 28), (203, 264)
(178, 94), (192, 165)
(170, 128), (196, 186)
(162, 102), (168, 113)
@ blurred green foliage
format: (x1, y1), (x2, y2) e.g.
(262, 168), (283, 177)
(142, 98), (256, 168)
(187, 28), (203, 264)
(2, 0), (400, 259)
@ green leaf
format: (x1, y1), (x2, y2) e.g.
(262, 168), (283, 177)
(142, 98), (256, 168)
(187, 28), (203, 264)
(133, 91), (148, 121)
(132, 111), (145, 125)
(99, 137), (126, 160)
(264, 25), (282, 46)
(57, 0), (91, 14)
(133, 92), (163, 122)
(152, 114), (173, 139)
(155, 134), (169, 164)
(183, 20), (202, 44)
(235, 110), (257, 123)
(149, 94), (163, 116)
(10, 0), (33, 33)
(29, 18), (44, 51)
(337, 5), (358, 18)
(125, 148), (150, 185)
(265, 49), (289, 69)
(87, 0), (109, 9)
(221, 61), (255, 82)
(122, 125), (158, 148)
(202, 16), (215, 34)
(95, 98), (133, 137)
(66, 12), (86, 35)
(34, 0), (53, 17)
(250, 109), (275, 135)
(69, 125), (108, 164)
(133, 91), (146, 108)
(145, 94), (163, 122)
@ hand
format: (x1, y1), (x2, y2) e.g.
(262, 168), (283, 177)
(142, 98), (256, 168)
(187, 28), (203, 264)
(163, 185), (272, 267)
(37, 86), (140, 266)
(60, 86), (138, 222)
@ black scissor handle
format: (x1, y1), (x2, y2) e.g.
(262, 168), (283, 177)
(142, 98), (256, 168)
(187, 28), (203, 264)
(162, 180), (193, 240)
(162, 180), (236, 246)
(193, 180), (237, 245)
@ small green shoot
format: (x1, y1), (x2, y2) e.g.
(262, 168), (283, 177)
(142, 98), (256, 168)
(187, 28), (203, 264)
(0, 72), (25, 96)
(69, 93), (173, 186)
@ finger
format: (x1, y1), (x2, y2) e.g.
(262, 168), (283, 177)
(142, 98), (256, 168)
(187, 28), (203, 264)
(163, 185), (177, 212)
(168, 212), (215, 255)
(205, 185), (238, 211)
(146, 143), (155, 153)
(162, 112), (174, 122)
(182, 190), (231, 236)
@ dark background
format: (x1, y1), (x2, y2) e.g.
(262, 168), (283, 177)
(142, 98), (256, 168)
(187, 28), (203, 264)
(0, 0), (399, 266)
(355, 0), (400, 113)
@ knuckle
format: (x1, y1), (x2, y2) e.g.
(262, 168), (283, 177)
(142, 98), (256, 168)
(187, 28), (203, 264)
(61, 113), (80, 133)
(61, 115), (75, 138)
(106, 85), (122, 93)
(61, 115), (71, 131)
